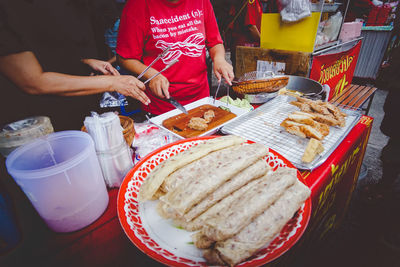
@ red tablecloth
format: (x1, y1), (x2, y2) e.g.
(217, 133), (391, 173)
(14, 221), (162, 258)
(0, 115), (373, 267)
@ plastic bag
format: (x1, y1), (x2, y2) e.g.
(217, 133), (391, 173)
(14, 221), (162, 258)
(99, 91), (128, 108)
(322, 12), (343, 42)
(315, 11), (343, 46)
(280, 0), (311, 23)
(132, 122), (179, 164)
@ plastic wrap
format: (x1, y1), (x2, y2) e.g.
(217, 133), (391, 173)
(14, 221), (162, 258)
(280, 0), (312, 23)
(84, 112), (133, 188)
(133, 122), (179, 164)
(322, 12), (343, 41)
(100, 91), (128, 108)
(316, 11), (343, 46)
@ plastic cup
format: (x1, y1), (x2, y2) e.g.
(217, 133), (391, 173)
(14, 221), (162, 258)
(96, 142), (133, 188)
(5, 131), (109, 233)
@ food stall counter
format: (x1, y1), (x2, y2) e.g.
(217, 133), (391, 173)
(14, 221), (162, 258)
(0, 112), (373, 266)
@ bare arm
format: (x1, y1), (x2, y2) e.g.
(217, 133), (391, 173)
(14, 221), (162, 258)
(81, 58), (119, 76)
(209, 44), (234, 85)
(0, 51), (150, 105)
(117, 55), (170, 98)
(248, 25), (261, 42)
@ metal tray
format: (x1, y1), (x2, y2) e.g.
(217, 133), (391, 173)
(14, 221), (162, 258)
(221, 95), (362, 171)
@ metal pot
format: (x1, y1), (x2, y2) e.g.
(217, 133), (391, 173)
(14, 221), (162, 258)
(243, 75), (326, 104)
(285, 75), (324, 95)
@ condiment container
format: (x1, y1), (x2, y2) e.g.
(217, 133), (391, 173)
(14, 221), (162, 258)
(5, 131), (109, 233)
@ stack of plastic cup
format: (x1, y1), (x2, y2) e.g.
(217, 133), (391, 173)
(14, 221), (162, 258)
(84, 112), (133, 188)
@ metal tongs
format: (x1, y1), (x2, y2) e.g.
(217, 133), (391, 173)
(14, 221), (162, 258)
(143, 59), (187, 114)
(213, 79), (229, 108)
(137, 52), (187, 114)
(137, 46), (171, 79)
(143, 59), (179, 85)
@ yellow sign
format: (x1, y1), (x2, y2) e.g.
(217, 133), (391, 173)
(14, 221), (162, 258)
(260, 12), (321, 53)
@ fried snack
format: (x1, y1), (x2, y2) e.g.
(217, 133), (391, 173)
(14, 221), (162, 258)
(184, 159), (270, 222)
(287, 113), (315, 126)
(160, 143), (269, 216)
(158, 159), (269, 221)
(290, 101), (312, 112)
(205, 179), (311, 266)
(202, 167), (297, 242)
(138, 135), (245, 201)
(295, 96), (312, 103)
(187, 117), (208, 131)
(203, 110), (215, 123)
(300, 124), (324, 140)
(293, 96), (347, 128)
(174, 175), (264, 231)
(322, 102), (347, 117)
(292, 111), (316, 119)
(310, 102), (330, 115)
(285, 126), (307, 138)
(280, 120), (307, 138)
(186, 110), (215, 130)
(310, 113), (341, 127)
(280, 119), (324, 140)
(232, 76), (289, 94)
(287, 112), (329, 137)
(315, 122), (330, 137)
(192, 232), (214, 249)
(302, 138), (325, 163)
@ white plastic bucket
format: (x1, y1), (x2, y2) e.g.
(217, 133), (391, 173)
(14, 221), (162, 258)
(5, 131), (109, 232)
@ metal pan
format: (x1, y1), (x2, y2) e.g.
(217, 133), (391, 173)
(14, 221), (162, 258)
(244, 75), (325, 104)
(285, 75), (324, 95)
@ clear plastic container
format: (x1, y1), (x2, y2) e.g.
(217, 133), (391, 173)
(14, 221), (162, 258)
(96, 142), (133, 188)
(83, 112), (125, 151)
(5, 131), (109, 233)
(0, 116), (54, 157)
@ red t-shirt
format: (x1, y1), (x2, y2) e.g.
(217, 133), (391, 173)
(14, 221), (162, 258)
(230, 0), (262, 47)
(245, 0), (262, 31)
(117, 0), (223, 115)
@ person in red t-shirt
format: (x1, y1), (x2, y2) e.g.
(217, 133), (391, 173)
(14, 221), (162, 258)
(229, 0), (264, 72)
(117, 0), (234, 115)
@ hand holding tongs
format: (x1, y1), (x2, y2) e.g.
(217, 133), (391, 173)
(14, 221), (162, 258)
(143, 59), (179, 85)
(136, 47), (186, 114)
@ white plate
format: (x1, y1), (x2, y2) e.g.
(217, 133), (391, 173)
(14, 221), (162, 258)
(149, 97), (249, 139)
(117, 137), (312, 267)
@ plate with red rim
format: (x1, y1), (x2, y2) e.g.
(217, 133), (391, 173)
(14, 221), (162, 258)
(117, 136), (312, 267)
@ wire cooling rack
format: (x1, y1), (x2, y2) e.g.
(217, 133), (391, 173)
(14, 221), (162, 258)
(221, 95), (362, 170)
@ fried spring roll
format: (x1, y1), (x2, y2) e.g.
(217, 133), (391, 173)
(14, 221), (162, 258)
(174, 174), (265, 231)
(160, 143), (269, 216)
(209, 180), (311, 266)
(184, 159), (270, 222)
(192, 232), (214, 249)
(138, 135), (245, 201)
(202, 167), (297, 242)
